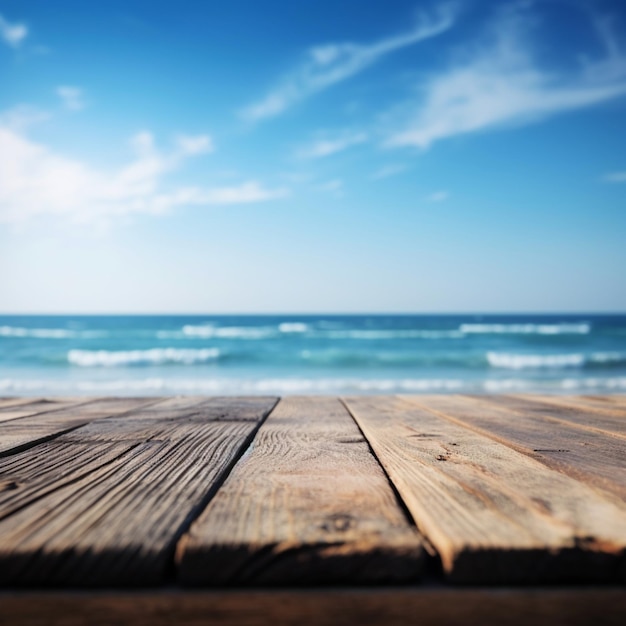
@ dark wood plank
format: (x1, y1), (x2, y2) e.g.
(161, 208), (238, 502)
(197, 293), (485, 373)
(415, 395), (626, 500)
(178, 396), (424, 585)
(0, 398), (100, 424)
(477, 395), (626, 438)
(0, 397), (277, 586)
(0, 400), (214, 513)
(1, 588), (625, 626)
(0, 397), (161, 456)
(343, 395), (626, 583)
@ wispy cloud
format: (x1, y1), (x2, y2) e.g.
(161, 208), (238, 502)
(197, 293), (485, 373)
(425, 190), (449, 202)
(386, 7), (626, 150)
(603, 171), (626, 183)
(57, 86), (85, 111)
(148, 182), (289, 208)
(241, 4), (457, 122)
(0, 105), (50, 131)
(175, 134), (214, 155)
(0, 125), (286, 225)
(297, 130), (367, 159)
(372, 163), (408, 180)
(0, 13), (27, 48)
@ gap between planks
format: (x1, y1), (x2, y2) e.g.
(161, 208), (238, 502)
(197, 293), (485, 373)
(177, 396), (425, 585)
(0, 398), (165, 458)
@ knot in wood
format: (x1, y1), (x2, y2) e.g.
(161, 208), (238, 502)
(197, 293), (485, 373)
(321, 514), (355, 533)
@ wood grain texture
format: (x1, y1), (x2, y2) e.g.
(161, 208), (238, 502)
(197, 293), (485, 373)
(0, 398), (59, 410)
(0, 398), (100, 425)
(545, 395), (626, 414)
(344, 395), (626, 584)
(0, 398), (162, 456)
(587, 395), (626, 408)
(415, 395), (626, 500)
(1, 588), (625, 626)
(177, 396), (424, 585)
(494, 395), (626, 433)
(0, 397), (277, 586)
(510, 394), (626, 416)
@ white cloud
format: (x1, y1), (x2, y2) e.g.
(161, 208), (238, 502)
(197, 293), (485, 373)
(372, 163), (408, 180)
(425, 190), (449, 202)
(175, 134), (214, 155)
(386, 8), (626, 149)
(0, 105), (50, 131)
(0, 14), (27, 48)
(604, 171), (626, 183)
(0, 126), (286, 225)
(57, 86), (85, 111)
(149, 182), (289, 209)
(297, 131), (367, 158)
(241, 4), (456, 122)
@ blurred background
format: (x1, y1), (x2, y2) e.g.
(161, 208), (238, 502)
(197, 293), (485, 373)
(1, 0), (625, 395)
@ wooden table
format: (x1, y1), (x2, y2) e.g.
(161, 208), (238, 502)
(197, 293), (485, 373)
(0, 395), (625, 625)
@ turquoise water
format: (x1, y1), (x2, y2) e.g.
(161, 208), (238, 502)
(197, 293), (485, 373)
(1, 314), (625, 395)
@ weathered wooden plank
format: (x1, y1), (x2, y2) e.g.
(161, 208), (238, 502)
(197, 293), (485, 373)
(414, 395), (626, 500)
(0, 398), (99, 424)
(0, 397), (161, 456)
(0, 398), (45, 410)
(177, 396), (424, 585)
(478, 395), (626, 438)
(519, 394), (626, 418)
(344, 395), (626, 583)
(520, 394), (626, 417)
(0, 396), (277, 586)
(577, 396), (626, 413)
(574, 395), (626, 411)
(0, 398), (213, 514)
(1, 588), (625, 626)
(592, 395), (626, 407)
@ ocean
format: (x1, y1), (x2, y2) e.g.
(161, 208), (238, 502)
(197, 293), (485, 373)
(1, 314), (625, 396)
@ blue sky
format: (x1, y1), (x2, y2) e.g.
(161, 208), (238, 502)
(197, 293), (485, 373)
(1, 0), (625, 313)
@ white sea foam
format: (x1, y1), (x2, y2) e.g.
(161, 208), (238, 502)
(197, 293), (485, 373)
(278, 322), (309, 333)
(67, 348), (220, 367)
(177, 325), (463, 341)
(2, 376), (626, 395)
(460, 323), (591, 335)
(0, 326), (86, 339)
(588, 352), (626, 364)
(487, 352), (585, 369)
(322, 329), (464, 340)
(182, 325), (275, 339)
(181, 325), (215, 338)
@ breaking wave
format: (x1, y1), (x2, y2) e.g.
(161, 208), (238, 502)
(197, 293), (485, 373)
(0, 326), (104, 339)
(67, 348), (221, 367)
(487, 351), (626, 369)
(180, 325), (276, 339)
(460, 323), (590, 335)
